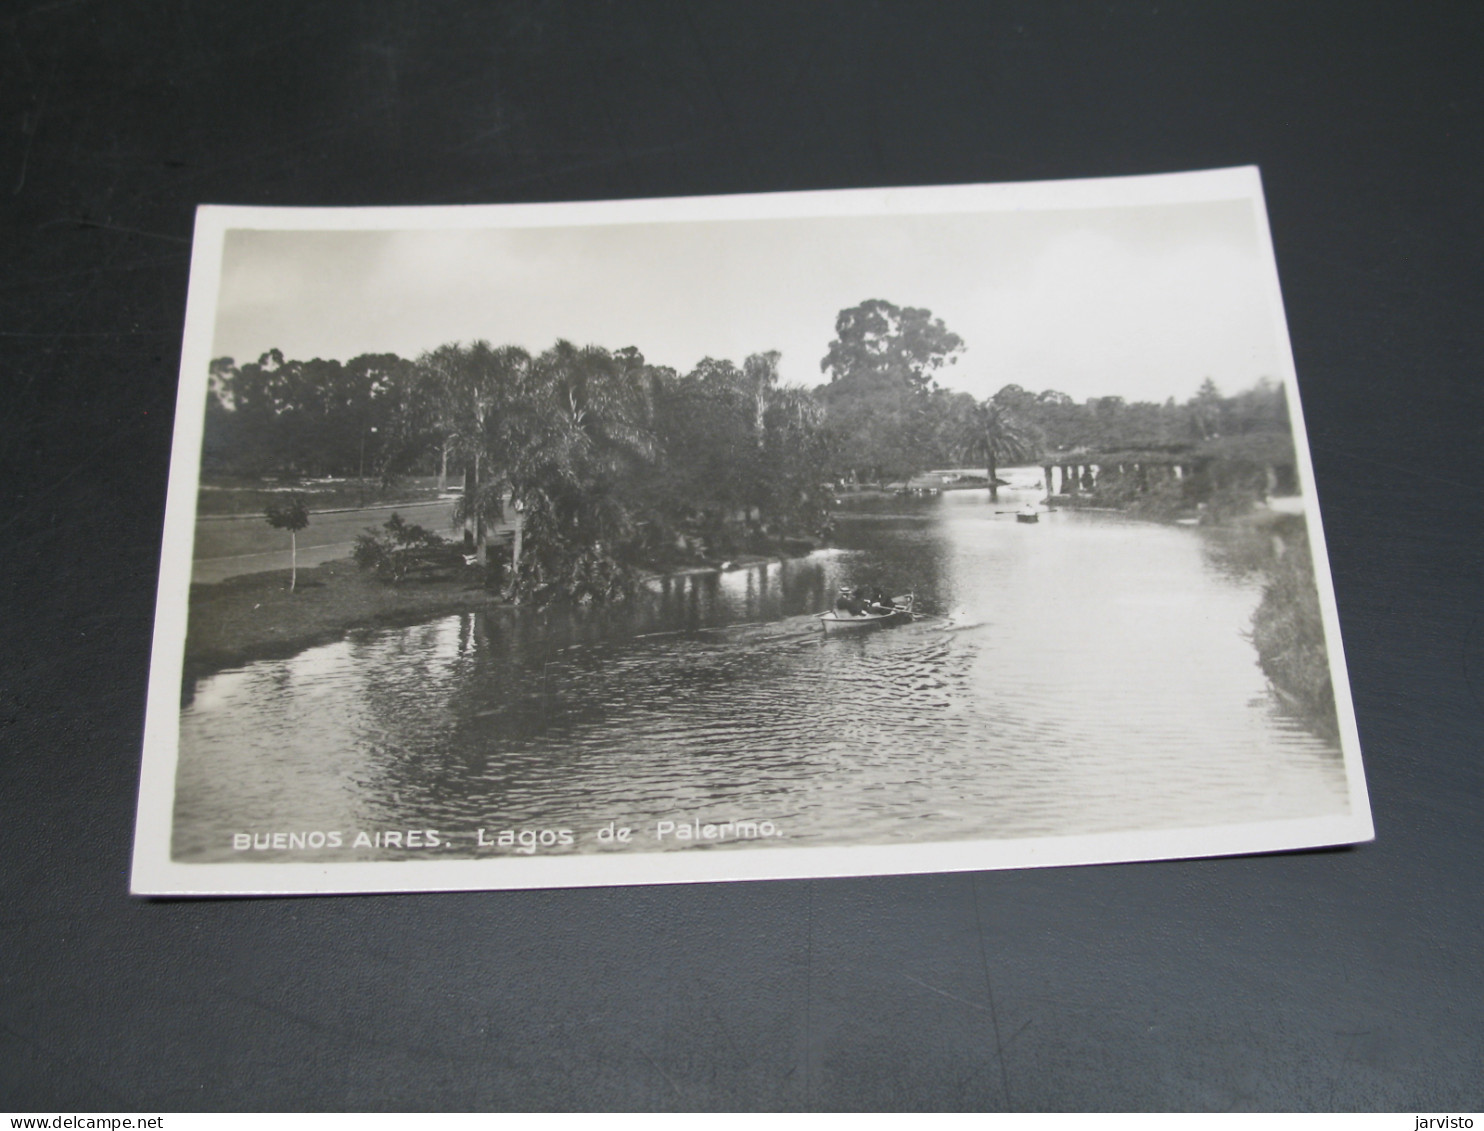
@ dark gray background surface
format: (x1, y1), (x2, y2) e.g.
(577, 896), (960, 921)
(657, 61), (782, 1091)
(2, 0), (1480, 1111)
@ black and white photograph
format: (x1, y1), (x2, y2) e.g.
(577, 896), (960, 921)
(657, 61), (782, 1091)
(131, 168), (1372, 895)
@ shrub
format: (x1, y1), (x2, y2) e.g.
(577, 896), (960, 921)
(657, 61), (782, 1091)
(1250, 529), (1338, 736)
(352, 512), (452, 583)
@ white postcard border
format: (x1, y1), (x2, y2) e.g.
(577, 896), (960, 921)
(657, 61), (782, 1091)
(131, 166), (1374, 896)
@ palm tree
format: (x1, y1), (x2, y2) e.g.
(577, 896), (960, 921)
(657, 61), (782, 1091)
(507, 341), (656, 594)
(959, 397), (1039, 502)
(421, 341), (530, 567)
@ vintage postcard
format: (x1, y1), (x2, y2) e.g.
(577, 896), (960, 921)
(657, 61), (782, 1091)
(132, 167), (1373, 896)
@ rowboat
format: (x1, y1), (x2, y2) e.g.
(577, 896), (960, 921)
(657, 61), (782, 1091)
(816, 595), (914, 632)
(816, 608), (897, 630)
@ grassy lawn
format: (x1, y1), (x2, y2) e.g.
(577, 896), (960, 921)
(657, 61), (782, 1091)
(182, 528), (822, 683)
(184, 556), (501, 680)
(195, 474), (454, 516)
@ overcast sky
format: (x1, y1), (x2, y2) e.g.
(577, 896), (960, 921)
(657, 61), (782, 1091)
(211, 197), (1281, 405)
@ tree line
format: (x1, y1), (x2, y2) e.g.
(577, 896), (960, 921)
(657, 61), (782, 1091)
(207, 338), (833, 603)
(206, 299), (1292, 601)
(815, 299), (1291, 488)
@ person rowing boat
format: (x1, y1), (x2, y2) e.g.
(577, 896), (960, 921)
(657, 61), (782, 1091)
(817, 586), (914, 632)
(833, 585), (912, 616)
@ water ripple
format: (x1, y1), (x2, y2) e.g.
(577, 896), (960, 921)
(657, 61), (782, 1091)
(174, 501), (1348, 862)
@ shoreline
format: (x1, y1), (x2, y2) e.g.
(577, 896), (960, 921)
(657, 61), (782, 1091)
(183, 559), (505, 683)
(183, 548), (810, 683)
(183, 497), (1297, 683)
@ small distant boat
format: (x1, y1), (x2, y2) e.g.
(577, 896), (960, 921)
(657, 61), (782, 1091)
(1016, 505), (1039, 524)
(816, 594), (915, 632)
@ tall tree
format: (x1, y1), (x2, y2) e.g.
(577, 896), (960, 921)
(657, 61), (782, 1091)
(1189, 378), (1225, 440)
(341, 352), (418, 482)
(821, 299), (965, 394)
(819, 300), (964, 483)
(742, 350), (780, 436)
(507, 341), (656, 598)
(420, 340), (530, 566)
(759, 384), (831, 533)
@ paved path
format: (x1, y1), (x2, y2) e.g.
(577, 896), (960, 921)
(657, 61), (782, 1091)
(191, 499), (514, 583)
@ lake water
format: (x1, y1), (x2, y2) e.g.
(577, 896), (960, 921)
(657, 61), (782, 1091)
(172, 483), (1349, 863)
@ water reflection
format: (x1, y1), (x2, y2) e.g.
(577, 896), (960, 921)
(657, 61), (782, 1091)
(173, 486), (1348, 862)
